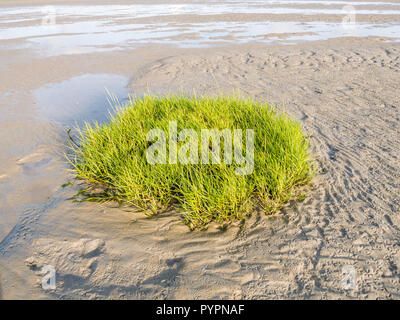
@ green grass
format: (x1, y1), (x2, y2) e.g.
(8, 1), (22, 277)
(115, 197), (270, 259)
(67, 95), (314, 229)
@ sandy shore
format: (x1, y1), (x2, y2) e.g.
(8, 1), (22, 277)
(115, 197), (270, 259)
(0, 1), (399, 299)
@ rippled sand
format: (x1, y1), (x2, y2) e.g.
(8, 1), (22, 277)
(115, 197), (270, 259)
(0, 0), (399, 299)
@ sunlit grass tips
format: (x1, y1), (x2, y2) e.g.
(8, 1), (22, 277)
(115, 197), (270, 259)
(67, 95), (314, 229)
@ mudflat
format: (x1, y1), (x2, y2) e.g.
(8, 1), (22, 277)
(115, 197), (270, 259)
(0, 0), (399, 299)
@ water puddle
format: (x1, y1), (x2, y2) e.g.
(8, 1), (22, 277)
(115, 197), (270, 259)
(34, 74), (129, 126)
(1, 20), (399, 56)
(0, 2), (399, 56)
(1, 2), (400, 20)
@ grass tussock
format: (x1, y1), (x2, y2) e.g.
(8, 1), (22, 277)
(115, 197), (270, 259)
(68, 95), (314, 229)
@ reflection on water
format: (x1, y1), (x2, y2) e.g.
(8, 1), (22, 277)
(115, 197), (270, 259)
(1, 2), (400, 19)
(2, 20), (400, 56)
(0, 1), (399, 56)
(34, 74), (129, 125)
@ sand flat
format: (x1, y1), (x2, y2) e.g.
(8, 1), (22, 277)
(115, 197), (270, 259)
(0, 0), (399, 299)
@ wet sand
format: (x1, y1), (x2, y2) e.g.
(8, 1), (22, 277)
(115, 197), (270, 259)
(0, 0), (399, 299)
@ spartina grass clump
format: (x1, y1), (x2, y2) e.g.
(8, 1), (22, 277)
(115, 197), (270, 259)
(67, 95), (314, 229)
